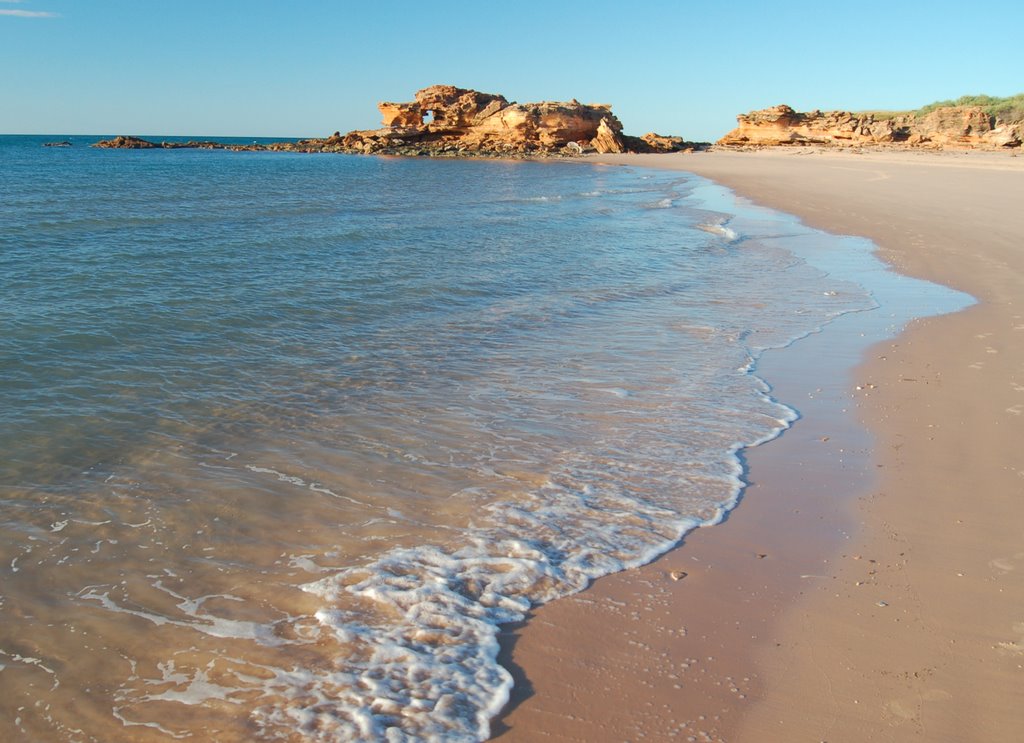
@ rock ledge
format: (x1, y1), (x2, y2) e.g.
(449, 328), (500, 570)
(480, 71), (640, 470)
(717, 104), (1022, 150)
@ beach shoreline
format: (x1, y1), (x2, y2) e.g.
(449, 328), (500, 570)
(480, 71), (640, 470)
(494, 149), (1024, 741)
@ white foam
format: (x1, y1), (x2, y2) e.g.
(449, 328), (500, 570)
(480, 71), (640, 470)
(0, 650), (59, 691)
(280, 424), (787, 740)
(247, 465), (374, 508)
(135, 660), (246, 706)
(111, 707), (191, 740)
(77, 584), (294, 647)
(289, 554), (329, 573)
(697, 221), (740, 241)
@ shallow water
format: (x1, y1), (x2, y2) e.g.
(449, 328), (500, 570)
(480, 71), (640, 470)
(0, 137), (961, 740)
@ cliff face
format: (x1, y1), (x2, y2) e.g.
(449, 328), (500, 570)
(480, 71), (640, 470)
(94, 85), (707, 157)
(718, 104), (1022, 150)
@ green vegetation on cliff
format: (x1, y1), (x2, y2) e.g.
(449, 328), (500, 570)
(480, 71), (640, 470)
(915, 94), (1024, 122)
(859, 93), (1024, 123)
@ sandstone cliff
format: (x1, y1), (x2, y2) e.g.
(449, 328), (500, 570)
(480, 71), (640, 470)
(718, 104), (1022, 150)
(339, 84), (630, 155)
(94, 85), (707, 157)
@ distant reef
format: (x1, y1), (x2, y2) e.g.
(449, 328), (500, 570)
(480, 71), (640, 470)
(718, 103), (1022, 150)
(94, 85), (708, 158)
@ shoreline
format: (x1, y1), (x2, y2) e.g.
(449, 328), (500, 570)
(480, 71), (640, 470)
(494, 149), (1024, 740)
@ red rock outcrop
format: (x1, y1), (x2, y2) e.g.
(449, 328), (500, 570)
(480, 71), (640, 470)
(718, 104), (1021, 150)
(637, 132), (696, 152)
(94, 85), (710, 157)
(348, 84), (631, 155)
(93, 135), (161, 149)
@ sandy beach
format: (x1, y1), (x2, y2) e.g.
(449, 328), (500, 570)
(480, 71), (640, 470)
(495, 149), (1024, 741)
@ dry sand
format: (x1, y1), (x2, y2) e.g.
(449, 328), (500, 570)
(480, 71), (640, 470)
(493, 149), (1024, 742)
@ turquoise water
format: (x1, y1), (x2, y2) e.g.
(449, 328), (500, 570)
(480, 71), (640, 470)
(0, 136), (958, 741)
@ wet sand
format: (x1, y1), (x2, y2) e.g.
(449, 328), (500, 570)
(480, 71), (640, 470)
(494, 149), (1024, 741)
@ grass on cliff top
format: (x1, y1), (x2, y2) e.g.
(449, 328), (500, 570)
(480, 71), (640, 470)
(916, 93), (1024, 122)
(857, 93), (1024, 123)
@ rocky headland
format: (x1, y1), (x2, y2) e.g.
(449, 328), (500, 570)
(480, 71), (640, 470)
(718, 103), (1022, 150)
(94, 85), (707, 158)
(95, 88), (1024, 157)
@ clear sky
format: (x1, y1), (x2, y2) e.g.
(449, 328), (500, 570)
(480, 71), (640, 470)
(3, 0), (1023, 141)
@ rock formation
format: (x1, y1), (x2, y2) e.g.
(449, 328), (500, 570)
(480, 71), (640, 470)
(93, 85), (709, 158)
(718, 104), (1022, 150)
(92, 135), (239, 150)
(93, 135), (160, 149)
(341, 84), (631, 155)
(634, 132), (695, 153)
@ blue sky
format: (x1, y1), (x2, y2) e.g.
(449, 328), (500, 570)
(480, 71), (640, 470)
(3, 0), (1023, 140)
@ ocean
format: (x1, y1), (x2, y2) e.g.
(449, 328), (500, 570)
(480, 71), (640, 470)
(0, 135), (965, 741)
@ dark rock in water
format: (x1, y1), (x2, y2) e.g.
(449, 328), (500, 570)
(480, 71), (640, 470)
(43, 140), (73, 147)
(93, 135), (160, 149)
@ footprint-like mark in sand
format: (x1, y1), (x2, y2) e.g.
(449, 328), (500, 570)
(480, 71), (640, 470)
(885, 689), (951, 726)
(990, 558), (1016, 572)
(886, 698), (917, 722)
(988, 552), (1024, 573)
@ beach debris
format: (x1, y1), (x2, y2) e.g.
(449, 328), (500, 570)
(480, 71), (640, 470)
(756, 553), (768, 559)
(876, 600), (889, 607)
(669, 570), (688, 581)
